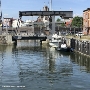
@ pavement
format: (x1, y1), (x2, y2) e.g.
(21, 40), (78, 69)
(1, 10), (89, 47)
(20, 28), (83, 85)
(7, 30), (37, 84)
(65, 35), (90, 41)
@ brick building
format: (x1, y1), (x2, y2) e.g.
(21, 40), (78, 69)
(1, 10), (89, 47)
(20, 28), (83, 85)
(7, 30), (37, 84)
(65, 19), (72, 27)
(83, 8), (90, 35)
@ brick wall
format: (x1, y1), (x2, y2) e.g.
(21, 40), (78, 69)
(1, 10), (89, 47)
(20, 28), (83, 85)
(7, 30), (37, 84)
(83, 9), (90, 35)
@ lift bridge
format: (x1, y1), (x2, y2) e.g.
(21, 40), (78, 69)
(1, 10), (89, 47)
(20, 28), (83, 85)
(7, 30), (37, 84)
(19, 11), (73, 34)
(19, 11), (73, 18)
(12, 10), (73, 42)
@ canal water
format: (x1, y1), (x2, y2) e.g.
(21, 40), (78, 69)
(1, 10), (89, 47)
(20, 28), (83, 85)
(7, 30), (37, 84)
(0, 40), (90, 90)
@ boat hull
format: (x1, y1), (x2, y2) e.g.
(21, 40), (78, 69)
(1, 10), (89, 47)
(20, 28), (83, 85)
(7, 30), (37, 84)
(49, 42), (59, 48)
(56, 47), (71, 52)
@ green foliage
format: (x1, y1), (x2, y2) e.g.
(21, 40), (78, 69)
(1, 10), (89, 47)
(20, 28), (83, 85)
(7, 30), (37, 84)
(56, 18), (61, 22)
(71, 16), (83, 27)
(61, 22), (65, 27)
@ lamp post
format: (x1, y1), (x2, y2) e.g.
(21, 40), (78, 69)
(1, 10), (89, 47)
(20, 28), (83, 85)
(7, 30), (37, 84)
(70, 26), (71, 35)
(74, 26), (75, 36)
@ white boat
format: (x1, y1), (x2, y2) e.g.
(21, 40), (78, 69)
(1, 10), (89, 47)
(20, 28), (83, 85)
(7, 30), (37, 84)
(49, 34), (62, 48)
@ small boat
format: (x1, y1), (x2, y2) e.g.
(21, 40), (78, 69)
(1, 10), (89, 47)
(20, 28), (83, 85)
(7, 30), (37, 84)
(49, 34), (62, 48)
(56, 39), (72, 52)
(56, 45), (71, 52)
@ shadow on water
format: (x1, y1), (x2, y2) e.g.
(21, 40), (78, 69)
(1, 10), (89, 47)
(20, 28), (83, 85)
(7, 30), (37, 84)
(70, 52), (90, 73)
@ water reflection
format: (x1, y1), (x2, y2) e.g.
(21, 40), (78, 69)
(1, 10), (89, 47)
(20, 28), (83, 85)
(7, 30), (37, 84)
(0, 41), (90, 90)
(70, 52), (90, 73)
(13, 43), (73, 86)
(0, 46), (5, 85)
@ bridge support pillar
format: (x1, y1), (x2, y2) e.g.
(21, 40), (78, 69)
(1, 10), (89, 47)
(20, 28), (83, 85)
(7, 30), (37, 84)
(6, 35), (14, 45)
(40, 40), (42, 45)
(52, 16), (55, 34)
(14, 40), (17, 45)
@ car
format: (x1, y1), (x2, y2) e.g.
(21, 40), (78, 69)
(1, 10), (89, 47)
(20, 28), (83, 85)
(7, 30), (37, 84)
(75, 32), (84, 36)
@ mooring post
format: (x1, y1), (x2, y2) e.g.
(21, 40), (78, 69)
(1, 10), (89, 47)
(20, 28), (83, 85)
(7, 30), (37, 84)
(40, 40), (42, 45)
(14, 40), (17, 45)
(89, 42), (90, 56)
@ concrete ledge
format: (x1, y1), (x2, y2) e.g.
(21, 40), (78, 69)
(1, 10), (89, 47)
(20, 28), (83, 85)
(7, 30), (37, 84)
(0, 35), (14, 45)
(74, 50), (90, 58)
(66, 35), (90, 41)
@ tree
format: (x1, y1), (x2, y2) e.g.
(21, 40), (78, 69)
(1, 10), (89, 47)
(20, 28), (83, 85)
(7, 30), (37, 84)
(56, 18), (61, 22)
(61, 22), (65, 27)
(71, 16), (83, 27)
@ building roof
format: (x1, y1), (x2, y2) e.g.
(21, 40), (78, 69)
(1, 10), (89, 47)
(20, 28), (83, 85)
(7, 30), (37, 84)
(12, 19), (17, 21)
(44, 5), (48, 8)
(83, 8), (90, 12)
(4, 18), (13, 19)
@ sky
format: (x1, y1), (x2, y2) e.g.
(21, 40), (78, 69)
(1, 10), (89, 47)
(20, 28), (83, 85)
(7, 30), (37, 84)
(1, 0), (90, 21)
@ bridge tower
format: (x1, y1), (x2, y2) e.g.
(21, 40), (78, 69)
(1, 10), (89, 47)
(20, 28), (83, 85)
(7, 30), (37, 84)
(49, 0), (55, 35)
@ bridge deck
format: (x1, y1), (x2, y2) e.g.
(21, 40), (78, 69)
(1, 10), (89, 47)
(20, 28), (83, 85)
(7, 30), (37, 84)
(19, 11), (73, 19)
(12, 35), (47, 41)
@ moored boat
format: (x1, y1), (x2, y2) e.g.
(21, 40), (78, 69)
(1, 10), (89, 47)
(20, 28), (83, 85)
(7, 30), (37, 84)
(56, 39), (72, 52)
(49, 34), (62, 48)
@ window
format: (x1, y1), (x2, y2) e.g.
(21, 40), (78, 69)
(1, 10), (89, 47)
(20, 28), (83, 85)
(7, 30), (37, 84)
(86, 14), (88, 19)
(86, 21), (88, 27)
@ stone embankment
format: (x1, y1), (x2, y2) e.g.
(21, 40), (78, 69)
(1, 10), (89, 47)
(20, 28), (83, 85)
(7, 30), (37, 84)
(0, 35), (7, 44)
(66, 35), (90, 57)
(0, 35), (14, 45)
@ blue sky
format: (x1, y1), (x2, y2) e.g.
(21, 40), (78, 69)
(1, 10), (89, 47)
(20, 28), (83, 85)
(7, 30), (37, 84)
(1, 0), (90, 21)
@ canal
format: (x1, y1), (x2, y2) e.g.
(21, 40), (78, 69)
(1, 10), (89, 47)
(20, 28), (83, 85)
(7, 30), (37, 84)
(0, 40), (90, 90)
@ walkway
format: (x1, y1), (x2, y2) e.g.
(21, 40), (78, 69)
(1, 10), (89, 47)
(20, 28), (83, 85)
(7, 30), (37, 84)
(66, 35), (90, 41)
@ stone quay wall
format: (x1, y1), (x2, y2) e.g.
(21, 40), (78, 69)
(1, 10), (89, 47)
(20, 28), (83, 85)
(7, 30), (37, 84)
(0, 35), (14, 45)
(0, 35), (7, 44)
(70, 38), (90, 57)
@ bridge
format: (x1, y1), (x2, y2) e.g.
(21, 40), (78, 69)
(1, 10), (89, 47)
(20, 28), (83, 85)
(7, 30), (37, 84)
(12, 35), (47, 44)
(19, 11), (73, 35)
(0, 10), (73, 45)
(19, 11), (73, 19)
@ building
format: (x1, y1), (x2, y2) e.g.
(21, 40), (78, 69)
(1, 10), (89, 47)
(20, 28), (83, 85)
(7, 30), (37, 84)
(3, 18), (24, 28)
(12, 19), (24, 28)
(24, 19), (34, 26)
(36, 5), (50, 35)
(83, 8), (90, 35)
(64, 18), (72, 27)
(3, 18), (13, 27)
(37, 6), (49, 23)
